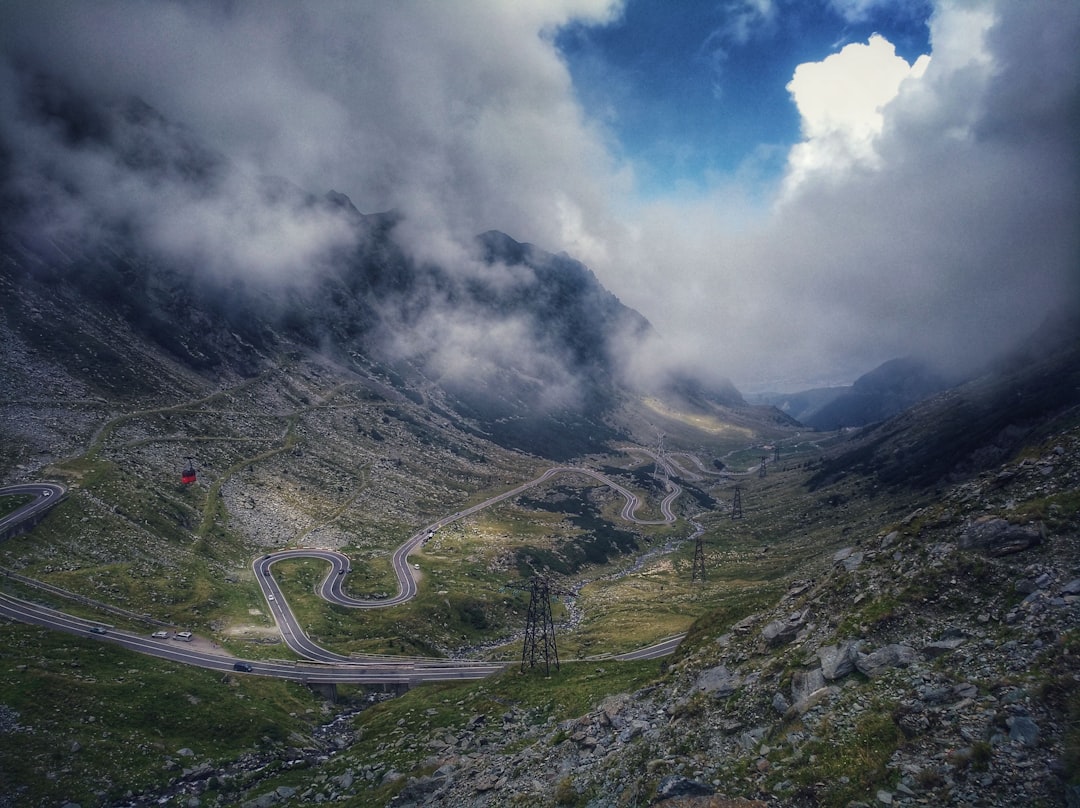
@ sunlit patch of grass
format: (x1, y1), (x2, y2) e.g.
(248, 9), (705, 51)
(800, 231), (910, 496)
(641, 397), (755, 439)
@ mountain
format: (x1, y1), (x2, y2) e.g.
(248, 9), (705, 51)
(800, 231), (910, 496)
(3, 75), (1079, 808)
(0, 78), (765, 462)
(807, 309), (1080, 490)
(755, 357), (960, 430)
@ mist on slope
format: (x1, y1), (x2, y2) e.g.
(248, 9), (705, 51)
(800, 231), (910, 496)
(1, 0), (1077, 393)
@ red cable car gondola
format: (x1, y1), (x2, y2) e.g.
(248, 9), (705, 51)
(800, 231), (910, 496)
(181, 457), (197, 485)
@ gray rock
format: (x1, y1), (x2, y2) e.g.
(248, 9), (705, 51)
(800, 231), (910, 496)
(334, 771), (353, 790)
(654, 775), (714, 800)
(959, 517), (1042, 556)
(695, 664), (741, 697)
(1015, 578), (1038, 594)
(856, 644), (917, 678)
(818, 641), (860, 679)
(842, 551), (865, 571)
(1060, 578), (1080, 596)
(395, 773), (446, 804)
(791, 668), (826, 706)
(762, 610), (807, 647)
(923, 638), (964, 659)
(772, 692), (790, 714)
(1007, 715), (1040, 746)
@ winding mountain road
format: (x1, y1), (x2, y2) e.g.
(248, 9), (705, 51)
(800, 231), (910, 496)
(0, 459), (689, 683)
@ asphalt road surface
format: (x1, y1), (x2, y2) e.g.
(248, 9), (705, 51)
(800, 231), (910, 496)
(0, 458), (691, 682)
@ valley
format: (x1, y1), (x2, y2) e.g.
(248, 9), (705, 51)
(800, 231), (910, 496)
(2, 237), (1078, 807)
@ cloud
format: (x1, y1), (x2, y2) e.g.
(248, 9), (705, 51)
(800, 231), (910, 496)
(782, 34), (930, 194)
(0, 0), (626, 267)
(0, 0), (1076, 396)
(716, 0), (777, 46)
(606, 0), (1079, 389)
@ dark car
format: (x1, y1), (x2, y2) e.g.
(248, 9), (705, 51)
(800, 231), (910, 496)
(233, 662), (253, 672)
(90, 626), (108, 634)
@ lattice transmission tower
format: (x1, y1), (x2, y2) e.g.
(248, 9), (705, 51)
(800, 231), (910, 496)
(731, 485), (743, 520)
(691, 533), (707, 582)
(514, 577), (573, 674)
(759, 456), (768, 478)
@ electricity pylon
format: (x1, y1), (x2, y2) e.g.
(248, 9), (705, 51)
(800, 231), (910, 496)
(731, 486), (743, 519)
(513, 576), (572, 674)
(691, 533), (707, 582)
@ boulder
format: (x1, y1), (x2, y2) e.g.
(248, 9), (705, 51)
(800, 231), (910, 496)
(922, 638), (964, 659)
(654, 775), (714, 801)
(818, 641), (860, 680)
(855, 644), (917, 678)
(1007, 715), (1040, 747)
(695, 664), (741, 698)
(791, 668), (826, 706)
(959, 517), (1042, 557)
(761, 610), (807, 647)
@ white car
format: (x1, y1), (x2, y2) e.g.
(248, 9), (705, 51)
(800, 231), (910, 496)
(151, 631), (169, 639)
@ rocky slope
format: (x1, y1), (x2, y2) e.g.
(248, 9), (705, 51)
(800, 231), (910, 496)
(366, 432), (1079, 808)
(0, 76), (749, 462)
(95, 415), (1077, 808)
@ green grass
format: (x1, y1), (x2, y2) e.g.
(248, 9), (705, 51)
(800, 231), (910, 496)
(0, 622), (323, 808)
(260, 658), (663, 807)
(0, 493), (34, 520)
(777, 702), (905, 806)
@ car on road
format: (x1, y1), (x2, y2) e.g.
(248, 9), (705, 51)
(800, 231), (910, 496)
(233, 662), (253, 672)
(90, 626), (108, 634)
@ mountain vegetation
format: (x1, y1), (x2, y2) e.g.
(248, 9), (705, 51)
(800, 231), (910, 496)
(1, 81), (1078, 808)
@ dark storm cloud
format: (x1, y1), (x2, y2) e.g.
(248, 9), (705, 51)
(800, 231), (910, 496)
(0, 0), (1076, 393)
(0, 0), (625, 404)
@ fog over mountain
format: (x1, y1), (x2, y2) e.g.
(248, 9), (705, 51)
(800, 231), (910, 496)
(1, 0), (1077, 390)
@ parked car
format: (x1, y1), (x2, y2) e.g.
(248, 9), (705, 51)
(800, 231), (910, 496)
(151, 630), (169, 639)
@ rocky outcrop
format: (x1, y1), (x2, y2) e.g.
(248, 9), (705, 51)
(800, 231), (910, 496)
(959, 516), (1043, 556)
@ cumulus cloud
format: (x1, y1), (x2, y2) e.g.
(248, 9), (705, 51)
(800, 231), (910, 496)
(782, 35), (930, 194)
(0, 0), (1076, 394)
(607, 0), (1079, 389)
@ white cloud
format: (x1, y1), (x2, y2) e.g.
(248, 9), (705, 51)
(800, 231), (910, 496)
(828, 0), (906, 24)
(782, 35), (930, 196)
(1, 0), (1076, 393)
(604, 0), (1079, 389)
